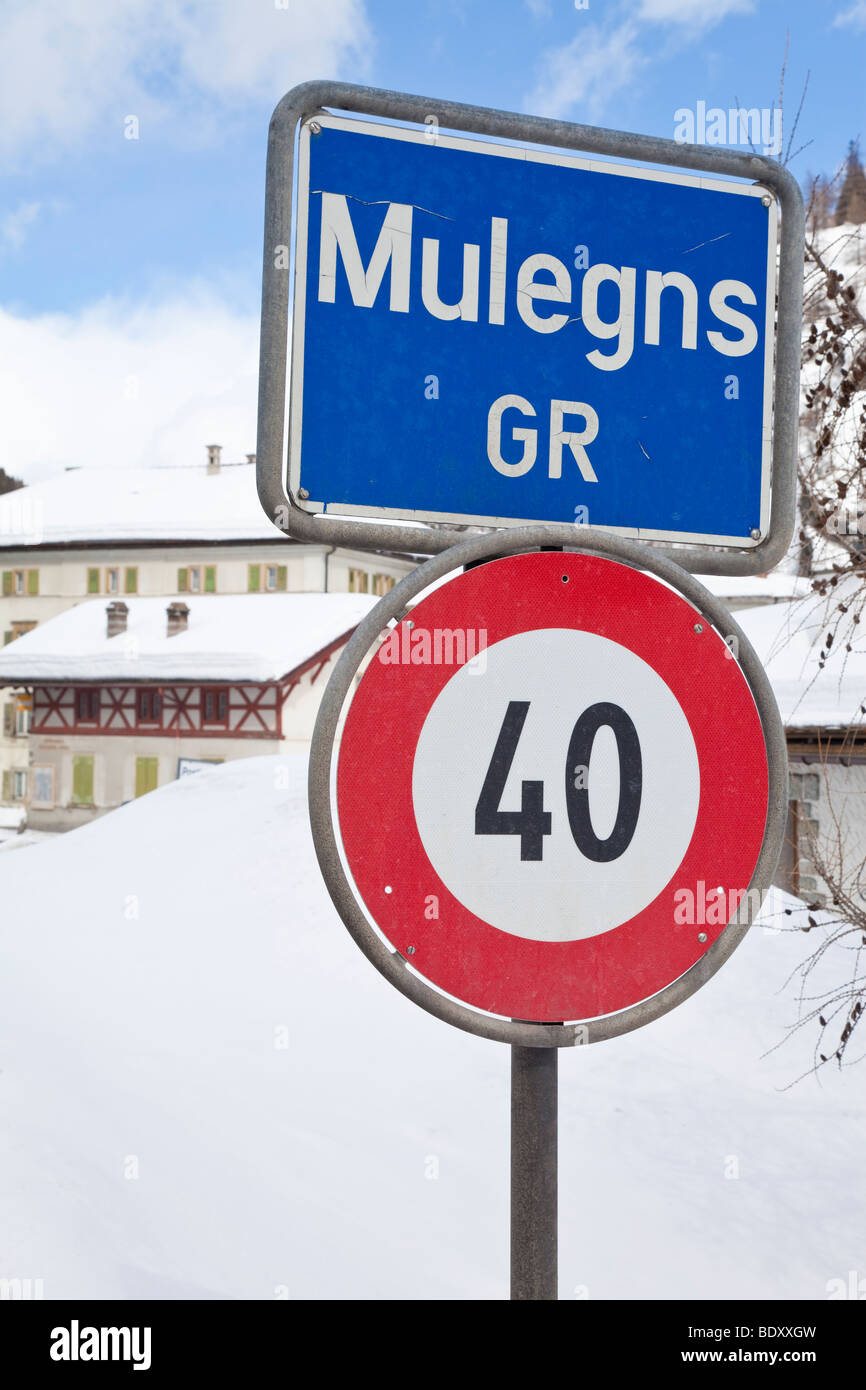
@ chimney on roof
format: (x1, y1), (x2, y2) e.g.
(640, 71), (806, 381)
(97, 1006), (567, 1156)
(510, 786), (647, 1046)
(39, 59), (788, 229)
(106, 601), (129, 638)
(206, 443), (222, 475)
(166, 601), (190, 637)
(245, 452), (256, 467)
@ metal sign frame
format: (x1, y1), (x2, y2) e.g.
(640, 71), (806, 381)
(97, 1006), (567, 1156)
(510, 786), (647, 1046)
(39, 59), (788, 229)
(257, 81), (804, 577)
(308, 524), (789, 1048)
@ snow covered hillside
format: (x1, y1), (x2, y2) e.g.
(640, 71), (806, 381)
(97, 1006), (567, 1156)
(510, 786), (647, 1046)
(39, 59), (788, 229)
(0, 755), (862, 1301)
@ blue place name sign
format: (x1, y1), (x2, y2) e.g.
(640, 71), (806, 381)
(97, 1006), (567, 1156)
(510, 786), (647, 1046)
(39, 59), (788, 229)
(289, 115), (776, 547)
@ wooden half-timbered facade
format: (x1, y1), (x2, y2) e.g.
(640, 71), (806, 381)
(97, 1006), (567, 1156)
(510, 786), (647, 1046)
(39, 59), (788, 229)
(30, 669), (327, 743)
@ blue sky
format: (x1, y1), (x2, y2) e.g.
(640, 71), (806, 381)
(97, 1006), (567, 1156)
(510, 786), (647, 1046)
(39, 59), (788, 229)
(0, 0), (864, 480)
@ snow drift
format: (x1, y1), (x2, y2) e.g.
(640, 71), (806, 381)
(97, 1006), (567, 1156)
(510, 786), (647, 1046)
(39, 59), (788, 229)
(0, 755), (862, 1300)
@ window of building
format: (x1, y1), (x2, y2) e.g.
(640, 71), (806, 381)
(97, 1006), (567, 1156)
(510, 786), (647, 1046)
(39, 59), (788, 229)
(124, 567), (138, 594)
(9, 621), (36, 642)
(789, 772), (820, 804)
(4, 694), (32, 738)
(106, 567), (120, 595)
(201, 687), (229, 725)
(31, 764), (55, 809)
(248, 564), (261, 593)
(135, 757), (159, 798)
(136, 689), (162, 725)
(71, 754), (95, 806)
(781, 771), (824, 905)
(87, 568), (100, 594)
(263, 564), (288, 592)
(75, 688), (101, 724)
(179, 565), (215, 594)
(371, 573), (396, 597)
(1, 768), (26, 801)
(3, 568), (39, 597)
(348, 568), (369, 594)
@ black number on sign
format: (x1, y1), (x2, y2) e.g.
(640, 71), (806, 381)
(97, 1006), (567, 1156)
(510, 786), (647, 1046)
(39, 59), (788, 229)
(565, 702), (642, 862)
(474, 701), (552, 861)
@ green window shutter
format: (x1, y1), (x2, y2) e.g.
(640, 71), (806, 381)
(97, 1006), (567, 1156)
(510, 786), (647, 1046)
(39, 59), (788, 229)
(205, 566), (216, 593)
(27, 569), (39, 595)
(276, 565), (287, 591)
(3, 703), (14, 738)
(2, 770), (12, 800)
(135, 757), (159, 798)
(125, 567), (138, 594)
(87, 568), (100, 594)
(2, 571), (12, 596)
(72, 755), (95, 805)
(248, 564), (260, 593)
(3, 631), (11, 646)
(177, 567), (188, 592)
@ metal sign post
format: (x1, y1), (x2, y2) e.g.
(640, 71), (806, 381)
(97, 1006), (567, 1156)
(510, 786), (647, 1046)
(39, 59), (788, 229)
(511, 1045), (557, 1301)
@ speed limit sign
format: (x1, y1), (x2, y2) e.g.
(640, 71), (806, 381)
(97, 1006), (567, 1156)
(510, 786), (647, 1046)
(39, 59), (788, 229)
(309, 527), (786, 1044)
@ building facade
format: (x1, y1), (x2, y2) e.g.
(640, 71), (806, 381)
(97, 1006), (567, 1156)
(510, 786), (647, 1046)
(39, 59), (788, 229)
(0, 592), (378, 829)
(0, 454), (415, 814)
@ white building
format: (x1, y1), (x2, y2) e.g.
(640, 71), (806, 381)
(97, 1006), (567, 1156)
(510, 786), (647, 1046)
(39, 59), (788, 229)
(0, 592), (378, 829)
(737, 595), (866, 905)
(0, 452), (416, 811)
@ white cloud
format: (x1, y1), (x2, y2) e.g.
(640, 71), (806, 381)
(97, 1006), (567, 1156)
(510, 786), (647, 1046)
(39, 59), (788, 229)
(525, 0), (758, 123)
(0, 202), (41, 252)
(0, 289), (260, 483)
(834, 1), (866, 27)
(636, 0), (754, 25)
(0, 0), (373, 163)
(526, 22), (644, 122)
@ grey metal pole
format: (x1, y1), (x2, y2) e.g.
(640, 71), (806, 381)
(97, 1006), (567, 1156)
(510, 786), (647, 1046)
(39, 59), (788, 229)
(511, 1044), (558, 1300)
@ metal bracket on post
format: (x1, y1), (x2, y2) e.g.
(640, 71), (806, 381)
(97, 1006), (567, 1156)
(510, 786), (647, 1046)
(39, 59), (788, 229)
(511, 1045), (558, 1301)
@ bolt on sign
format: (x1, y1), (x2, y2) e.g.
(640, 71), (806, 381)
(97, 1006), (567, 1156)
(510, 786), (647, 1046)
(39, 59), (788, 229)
(257, 83), (804, 574)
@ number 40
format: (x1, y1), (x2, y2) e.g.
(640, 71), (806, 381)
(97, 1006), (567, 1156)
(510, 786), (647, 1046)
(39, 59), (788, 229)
(474, 700), (642, 863)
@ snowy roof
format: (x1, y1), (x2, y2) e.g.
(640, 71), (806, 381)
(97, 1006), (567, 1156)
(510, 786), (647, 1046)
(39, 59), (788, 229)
(0, 594), (378, 683)
(0, 465), (283, 546)
(695, 571), (812, 603)
(736, 592), (866, 729)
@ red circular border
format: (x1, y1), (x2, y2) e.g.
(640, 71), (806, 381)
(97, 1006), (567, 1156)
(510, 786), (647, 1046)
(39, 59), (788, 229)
(336, 552), (769, 1022)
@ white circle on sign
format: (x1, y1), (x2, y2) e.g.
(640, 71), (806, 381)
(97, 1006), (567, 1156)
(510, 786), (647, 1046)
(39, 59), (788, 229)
(411, 628), (700, 942)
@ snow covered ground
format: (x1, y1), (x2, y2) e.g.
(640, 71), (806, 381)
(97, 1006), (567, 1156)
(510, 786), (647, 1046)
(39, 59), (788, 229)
(0, 755), (862, 1301)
